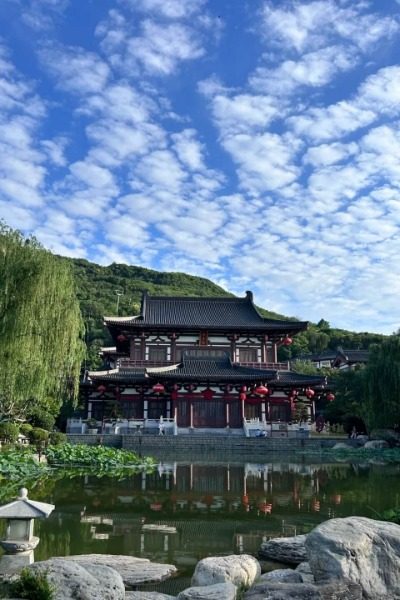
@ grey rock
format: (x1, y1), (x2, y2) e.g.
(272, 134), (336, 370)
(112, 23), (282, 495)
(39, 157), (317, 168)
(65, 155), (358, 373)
(306, 516), (400, 599)
(260, 569), (303, 583)
(64, 554), (177, 587)
(364, 440), (389, 449)
(295, 562), (315, 584)
(332, 443), (352, 450)
(178, 582), (237, 599)
(243, 580), (362, 599)
(356, 435), (369, 444)
(29, 558), (125, 600)
(259, 535), (307, 565)
(191, 554), (260, 588)
(125, 593), (176, 599)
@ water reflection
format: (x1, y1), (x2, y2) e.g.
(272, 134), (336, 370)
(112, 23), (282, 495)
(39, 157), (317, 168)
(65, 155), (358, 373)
(26, 459), (400, 576)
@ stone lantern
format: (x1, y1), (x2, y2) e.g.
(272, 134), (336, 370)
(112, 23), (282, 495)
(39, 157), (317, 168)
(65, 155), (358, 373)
(0, 488), (54, 574)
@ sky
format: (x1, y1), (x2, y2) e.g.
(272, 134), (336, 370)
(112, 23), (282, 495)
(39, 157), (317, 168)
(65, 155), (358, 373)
(0, 0), (400, 334)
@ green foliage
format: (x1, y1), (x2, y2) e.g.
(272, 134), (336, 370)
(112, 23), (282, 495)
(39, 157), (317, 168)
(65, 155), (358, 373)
(324, 369), (366, 432)
(29, 408), (56, 431)
(45, 443), (156, 471)
(20, 423), (33, 437)
(0, 421), (19, 442)
(49, 431), (67, 445)
(363, 336), (400, 430)
(29, 427), (50, 444)
(10, 568), (55, 600)
(0, 222), (85, 421)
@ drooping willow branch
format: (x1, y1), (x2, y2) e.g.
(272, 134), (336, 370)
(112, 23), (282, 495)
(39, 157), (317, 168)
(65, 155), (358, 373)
(0, 221), (85, 420)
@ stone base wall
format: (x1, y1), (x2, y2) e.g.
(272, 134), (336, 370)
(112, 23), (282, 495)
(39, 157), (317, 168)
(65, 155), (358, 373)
(67, 433), (356, 460)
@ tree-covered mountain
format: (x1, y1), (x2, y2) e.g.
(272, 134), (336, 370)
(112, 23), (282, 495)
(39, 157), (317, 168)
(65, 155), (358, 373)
(61, 257), (386, 368)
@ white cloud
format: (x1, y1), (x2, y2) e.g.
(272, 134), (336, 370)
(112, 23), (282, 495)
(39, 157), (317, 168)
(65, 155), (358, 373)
(40, 46), (110, 94)
(124, 0), (206, 19)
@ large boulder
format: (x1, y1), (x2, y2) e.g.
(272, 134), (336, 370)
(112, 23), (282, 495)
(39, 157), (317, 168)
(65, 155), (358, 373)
(259, 535), (307, 565)
(306, 516), (400, 599)
(63, 554), (177, 587)
(259, 569), (303, 583)
(177, 582), (237, 599)
(125, 594), (176, 599)
(295, 562), (315, 584)
(243, 580), (362, 599)
(28, 558), (125, 600)
(191, 554), (260, 588)
(364, 440), (389, 449)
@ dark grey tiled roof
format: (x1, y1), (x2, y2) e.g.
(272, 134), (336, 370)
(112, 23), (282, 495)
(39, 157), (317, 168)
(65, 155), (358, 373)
(105, 292), (307, 332)
(88, 352), (326, 387)
(271, 371), (327, 387)
(155, 354), (276, 382)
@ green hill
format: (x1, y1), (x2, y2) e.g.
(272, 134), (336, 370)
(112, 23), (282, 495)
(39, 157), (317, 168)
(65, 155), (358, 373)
(61, 257), (386, 368)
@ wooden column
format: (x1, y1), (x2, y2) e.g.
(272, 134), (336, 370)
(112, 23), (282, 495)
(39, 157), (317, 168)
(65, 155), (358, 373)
(226, 401), (230, 427)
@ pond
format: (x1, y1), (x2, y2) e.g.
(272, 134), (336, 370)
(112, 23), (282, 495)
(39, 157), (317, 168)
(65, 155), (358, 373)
(2, 458), (400, 594)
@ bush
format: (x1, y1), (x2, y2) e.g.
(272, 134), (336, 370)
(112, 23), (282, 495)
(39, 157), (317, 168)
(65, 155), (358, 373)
(20, 423), (33, 437)
(29, 428), (50, 445)
(49, 431), (67, 445)
(10, 568), (55, 600)
(29, 409), (55, 432)
(0, 422), (20, 443)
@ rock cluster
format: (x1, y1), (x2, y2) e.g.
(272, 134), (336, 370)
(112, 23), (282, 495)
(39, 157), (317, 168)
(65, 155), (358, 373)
(5, 516), (400, 599)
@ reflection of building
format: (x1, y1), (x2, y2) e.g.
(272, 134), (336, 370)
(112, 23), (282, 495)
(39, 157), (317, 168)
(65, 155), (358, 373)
(83, 292), (328, 429)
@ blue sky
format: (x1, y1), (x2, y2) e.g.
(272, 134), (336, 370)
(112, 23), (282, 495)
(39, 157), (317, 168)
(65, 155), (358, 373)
(1, 0), (400, 334)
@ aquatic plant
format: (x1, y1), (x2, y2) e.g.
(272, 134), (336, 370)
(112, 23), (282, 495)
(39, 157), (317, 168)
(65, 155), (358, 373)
(45, 443), (156, 471)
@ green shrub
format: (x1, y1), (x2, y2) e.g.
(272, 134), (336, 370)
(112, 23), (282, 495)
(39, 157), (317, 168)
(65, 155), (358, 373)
(20, 423), (33, 437)
(0, 422), (20, 443)
(29, 428), (50, 445)
(49, 431), (67, 445)
(10, 568), (55, 600)
(29, 409), (55, 432)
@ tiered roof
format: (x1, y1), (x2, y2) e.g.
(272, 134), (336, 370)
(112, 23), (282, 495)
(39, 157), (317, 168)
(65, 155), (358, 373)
(105, 291), (308, 333)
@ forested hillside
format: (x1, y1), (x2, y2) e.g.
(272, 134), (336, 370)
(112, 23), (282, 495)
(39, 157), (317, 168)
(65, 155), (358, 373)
(61, 257), (386, 368)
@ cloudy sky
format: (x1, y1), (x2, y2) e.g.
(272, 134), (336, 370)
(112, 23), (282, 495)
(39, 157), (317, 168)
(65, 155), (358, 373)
(1, 0), (400, 333)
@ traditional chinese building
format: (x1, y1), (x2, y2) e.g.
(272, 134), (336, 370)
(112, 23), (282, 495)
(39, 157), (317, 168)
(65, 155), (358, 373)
(83, 291), (329, 430)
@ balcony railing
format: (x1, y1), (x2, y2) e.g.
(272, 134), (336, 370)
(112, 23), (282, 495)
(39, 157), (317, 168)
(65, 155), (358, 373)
(117, 358), (290, 371)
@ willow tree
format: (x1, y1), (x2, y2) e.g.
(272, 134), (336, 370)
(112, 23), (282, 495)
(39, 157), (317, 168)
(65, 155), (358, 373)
(0, 222), (85, 421)
(363, 336), (400, 430)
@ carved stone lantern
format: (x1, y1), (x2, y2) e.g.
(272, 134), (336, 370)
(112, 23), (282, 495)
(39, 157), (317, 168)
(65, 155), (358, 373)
(0, 488), (54, 554)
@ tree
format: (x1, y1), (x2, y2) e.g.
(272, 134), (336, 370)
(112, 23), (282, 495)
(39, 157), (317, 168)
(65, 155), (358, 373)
(0, 222), (85, 421)
(363, 335), (400, 430)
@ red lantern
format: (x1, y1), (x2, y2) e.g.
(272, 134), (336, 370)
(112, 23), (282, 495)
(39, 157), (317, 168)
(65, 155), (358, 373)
(97, 384), (106, 394)
(255, 385), (269, 396)
(282, 336), (293, 346)
(202, 389), (214, 400)
(240, 385), (247, 393)
(117, 334), (127, 342)
(326, 392), (335, 402)
(306, 388), (315, 399)
(152, 383), (165, 394)
(239, 392), (247, 402)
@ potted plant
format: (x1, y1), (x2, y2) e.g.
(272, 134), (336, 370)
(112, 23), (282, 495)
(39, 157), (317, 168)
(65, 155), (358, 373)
(86, 418), (98, 434)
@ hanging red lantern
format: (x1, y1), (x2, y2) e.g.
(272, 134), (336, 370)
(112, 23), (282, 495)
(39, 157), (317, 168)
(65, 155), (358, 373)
(305, 388), (315, 399)
(117, 334), (127, 342)
(255, 385), (269, 396)
(239, 392), (247, 402)
(202, 388), (214, 400)
(326, 392), (335, 402)
(282, 336), (293, 346)
(97, 384), (106, 394)
(240, 385), (247, 393)
(152, 383), (165, 394)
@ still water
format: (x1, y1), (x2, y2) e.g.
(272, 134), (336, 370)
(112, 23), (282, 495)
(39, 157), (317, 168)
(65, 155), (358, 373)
(5, 459), (400, 593)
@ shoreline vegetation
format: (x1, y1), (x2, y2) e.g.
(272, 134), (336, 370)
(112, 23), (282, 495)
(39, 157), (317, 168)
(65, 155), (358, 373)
(0, 444), (156, 502)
